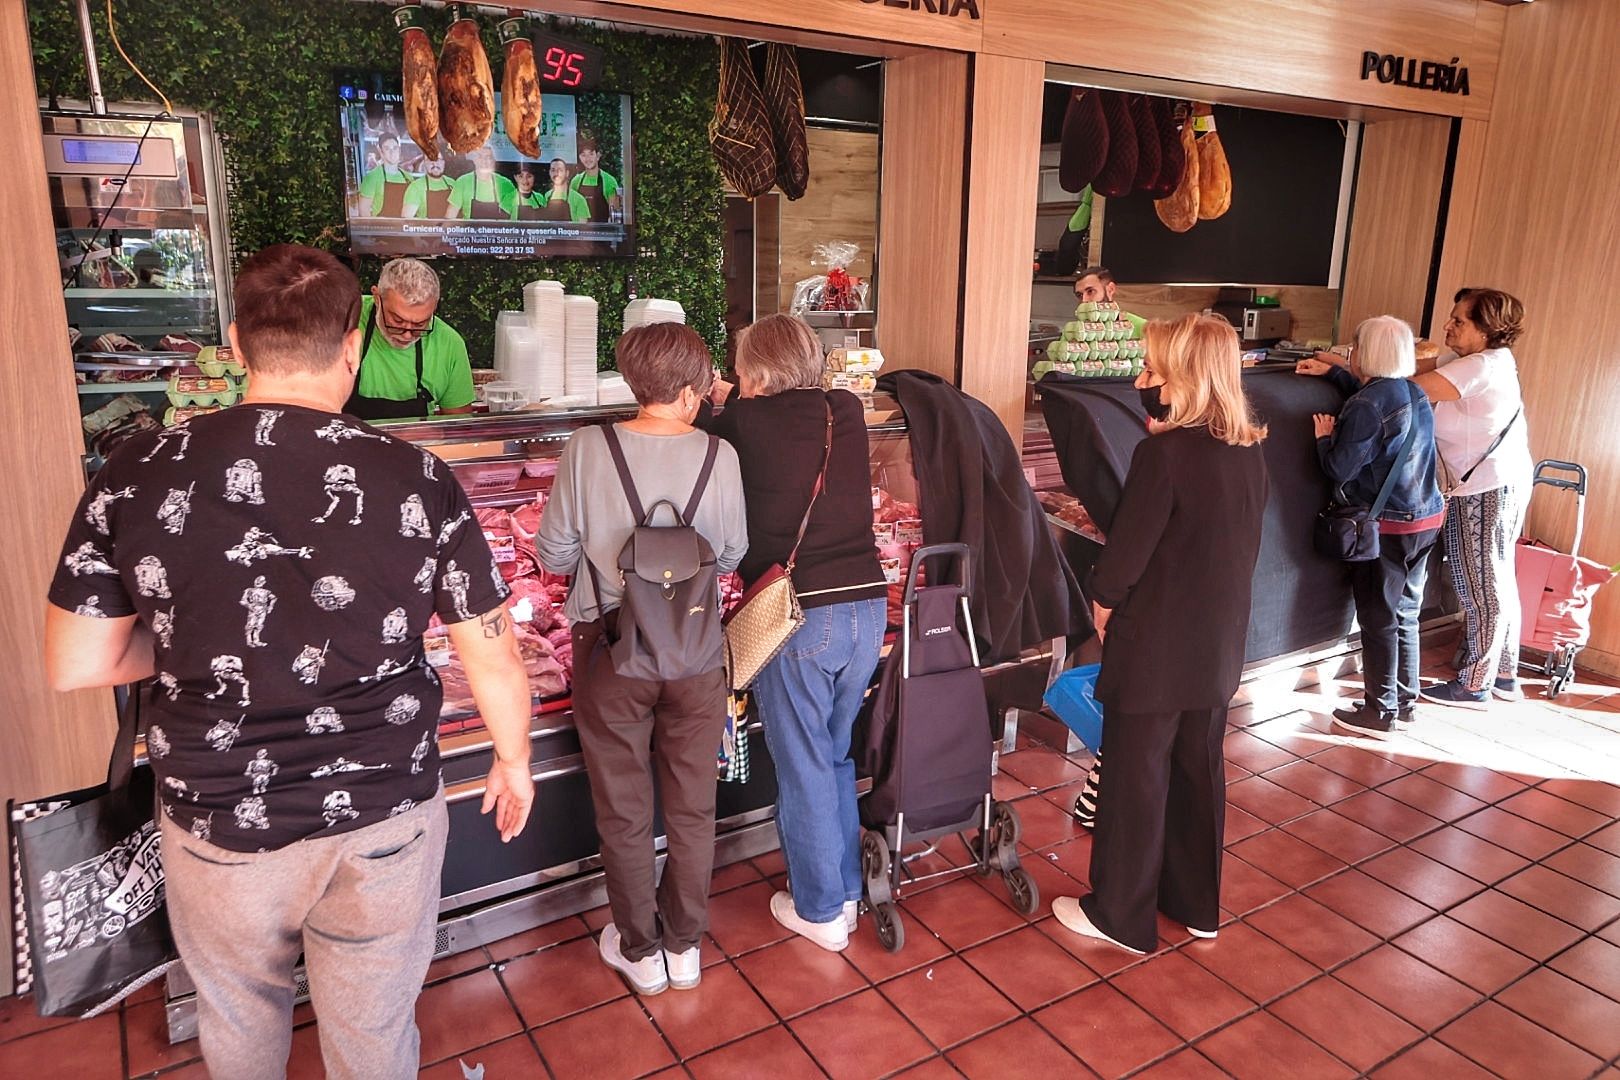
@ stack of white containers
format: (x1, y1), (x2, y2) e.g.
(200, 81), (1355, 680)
(522, 280), (566, 403)
(562, 295), (600, 407)
(596, 370), (636, 406)
(622, 298), (686, 331)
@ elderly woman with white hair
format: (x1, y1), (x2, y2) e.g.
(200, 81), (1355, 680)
(707, 314), (888, 953)
(1297, 315), (1444, 738)
(349, 257), (476, 420)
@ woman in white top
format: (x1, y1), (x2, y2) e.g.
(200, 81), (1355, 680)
(1411, 288), (1534, 708)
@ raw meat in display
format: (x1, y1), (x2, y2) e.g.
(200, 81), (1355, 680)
(1144, 97), (1184, 198)
(709, 37), (777, 199)
(437, 7), (496, 154)
(1059, 87), (1108, 194)
(1154, 111), (1200, 233)
(762, 43), (810, 200)
(1193, 104), (1232, 220)
(397, 6), (441, 161)
(499, 18), (542, 160)
(1092, 91), (1139, 199)
(1128, 95), (1161, 194)
(158, 335), (203, 354)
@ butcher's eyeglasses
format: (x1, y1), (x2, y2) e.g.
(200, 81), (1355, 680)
(380, 312), (432, 338)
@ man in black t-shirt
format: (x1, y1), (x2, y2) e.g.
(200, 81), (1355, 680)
(45, 245), (534, 1079)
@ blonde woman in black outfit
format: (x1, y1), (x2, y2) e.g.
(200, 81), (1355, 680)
(708, 314), (888, 953)
(1053, 313), (1270, 955)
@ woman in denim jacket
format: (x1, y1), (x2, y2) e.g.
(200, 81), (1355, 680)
(1297, 316), (1444, 738)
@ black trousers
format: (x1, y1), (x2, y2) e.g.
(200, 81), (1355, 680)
(1348, 528), (1441, 715)
(1083, 705), (1226, 953)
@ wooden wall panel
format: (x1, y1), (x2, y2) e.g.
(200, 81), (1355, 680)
(1460, 0), (1620, 673)
(876, 53), (969, 381)
(1430, 117), (1490, 340)
(0, 0), (118, 996)
(778, 128), (879, 314)
(981, 0), (1504, 119)
(1339, 114), (1452, 337)
(960, 53), (1045, 440)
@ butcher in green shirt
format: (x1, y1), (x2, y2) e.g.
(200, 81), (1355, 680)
(568, 138), (621, 222)
(447, 146), (518, 220)
(346, 258), (476, 421)
(401, 153), (455, 219)
(1075, 265), (1148, 337)
(357, 133), (412, 218)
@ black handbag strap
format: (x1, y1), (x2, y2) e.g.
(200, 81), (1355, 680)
(786, 399), (835, 571)
(1366, 382), (1423, 519)
(1458, 406), (1522, 486)
(107, 683), (142, 790)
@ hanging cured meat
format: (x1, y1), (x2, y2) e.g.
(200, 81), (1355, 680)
(437, 4), (496, 155)
(762, 44), (810, 200)
(1192, 103), (1233, 220)
(498, 18), (542, 160)
(395, 6), (439, 161)
(1154, 107), (1200, 233)
(1128, 95), (1161, 194)
(1058, 87), (1108, 194)
(708, 38), (777, 199)
(1092, 91), (1139, 198)
(1144, 97), (1184, 198)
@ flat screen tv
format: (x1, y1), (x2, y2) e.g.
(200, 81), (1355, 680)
(337, 71), (635, 258)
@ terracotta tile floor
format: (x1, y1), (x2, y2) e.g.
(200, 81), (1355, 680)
(5, 636), (1620, 1079)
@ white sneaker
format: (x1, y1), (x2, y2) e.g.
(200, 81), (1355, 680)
(1051, 897), (1146, 955)
(843, 900), (859, 934)
(599, 923), (668, 995)
(770, 890), (849, 952)
(1185, 925), (1219, 940)
(664, 944), (701, 990)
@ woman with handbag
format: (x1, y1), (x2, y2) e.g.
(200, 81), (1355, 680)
(535, 323), (748, 996)
(1297, 316), (1444, 738)
(1413, 288), (1534, 708)
(1051, 313), (1269, 955)
(707, 314), (887, 952)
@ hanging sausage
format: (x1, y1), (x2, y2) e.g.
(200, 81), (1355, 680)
(762, 44), (810, 200)
(498, 18), (542, 160)
(1154, 104), (1200, 233)
(1128, 94), (1161, 194)
(1058, 87), (1108, 194)
(708, 38), (777, 199)
(1144, 97), (1183, 198)
(1092, 91), (1139, 198)
(1192, 103), (1233, 220)
(396, 5), (439, 161)
(437, 4), (496, 155)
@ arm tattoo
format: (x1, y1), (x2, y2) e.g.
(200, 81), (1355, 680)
(480, 608), (508, 639)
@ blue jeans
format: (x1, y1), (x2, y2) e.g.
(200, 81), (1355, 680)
(753, 597), (886, 924)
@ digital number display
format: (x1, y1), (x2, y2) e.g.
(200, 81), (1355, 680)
(531, 32), (602, 91)
(61, 138), (142, 166)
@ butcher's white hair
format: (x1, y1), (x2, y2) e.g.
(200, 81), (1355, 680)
(1354, 315), (1416, 380)
(377, 258), (440, 306)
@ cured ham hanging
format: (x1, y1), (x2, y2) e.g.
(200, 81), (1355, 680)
(395, 5), (439, 160)
(437, 4), (496, 154)
(498, 17), (542, 160)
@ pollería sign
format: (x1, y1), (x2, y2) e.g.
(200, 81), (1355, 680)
(862, 0), (982, 18)
(1360, 52), (1470, 96)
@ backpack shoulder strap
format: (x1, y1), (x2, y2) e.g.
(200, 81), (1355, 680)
(599, 424), (647, 523)
(681, 436), (721, 525)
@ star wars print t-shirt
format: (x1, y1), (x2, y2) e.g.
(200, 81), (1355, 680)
(48, 404), (510, 852)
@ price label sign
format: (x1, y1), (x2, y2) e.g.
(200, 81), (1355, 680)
(531, 31), (605, 92)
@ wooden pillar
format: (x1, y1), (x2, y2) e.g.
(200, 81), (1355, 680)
(875, 52), (969, 380)
(0, 0), (118, 995)
(959, 53), (1044, 441)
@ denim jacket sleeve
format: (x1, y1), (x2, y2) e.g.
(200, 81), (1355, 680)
(1315, 391), (1383, 487)
(1324, 365), (1360, 398)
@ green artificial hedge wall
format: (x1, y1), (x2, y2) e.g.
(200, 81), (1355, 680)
(29, 1), (727, 369)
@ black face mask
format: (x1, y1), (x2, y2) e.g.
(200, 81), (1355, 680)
(1138, 385), (1171, 421)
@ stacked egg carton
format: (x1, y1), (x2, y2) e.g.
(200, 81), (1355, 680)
(1040, 301), (1143, 378)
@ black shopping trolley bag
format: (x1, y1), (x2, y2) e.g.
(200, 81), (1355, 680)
(9, 685), (176, 1017)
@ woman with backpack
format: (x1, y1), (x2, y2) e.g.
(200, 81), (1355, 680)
(707, 314), (889, 953)
(535, 323), (748, 996)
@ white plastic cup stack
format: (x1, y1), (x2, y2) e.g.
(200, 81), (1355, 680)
(623, 298), (686, 332)
(504, 323), (548, 403)
(493, 311), (524, 380)
(523, 280), (567, 403)
(563, 294), (600, 406)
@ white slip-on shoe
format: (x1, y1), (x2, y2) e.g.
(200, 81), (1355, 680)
(1051, 897), (1147, 955)
(770, 890), (849, 952)
(664, 944), (701, 990)
(843, 900), (859, 934)
(1185, 925), (1219, 940)
(599, 923), (668, 995)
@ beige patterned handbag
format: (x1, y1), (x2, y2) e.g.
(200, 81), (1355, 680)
(723, 401), (834, 690)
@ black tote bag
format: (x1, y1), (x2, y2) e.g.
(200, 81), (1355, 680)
(9, 685), (177, 1017)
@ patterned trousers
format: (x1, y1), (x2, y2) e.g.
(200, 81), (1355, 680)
(1443, 485), (1525, 692)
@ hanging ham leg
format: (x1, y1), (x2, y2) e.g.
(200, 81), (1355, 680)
(499, 17), (541, 160)
(1192, 103), (1232, 220)
(438, 5), (495, 155)
(396, 6), (439, 161)
(1154, 103), (1200, 233)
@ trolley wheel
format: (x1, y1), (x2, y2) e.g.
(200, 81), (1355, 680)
(861, 830), (893, 904)
(991, 801), (1022, 848)
(1004, 867), (1040, 917)
(873, 902), (905, 953)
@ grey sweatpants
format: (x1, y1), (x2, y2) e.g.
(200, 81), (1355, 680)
(159, 791), (448, 1080)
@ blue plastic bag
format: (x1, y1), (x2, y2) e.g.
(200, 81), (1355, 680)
(1043, 663), (1104, 754)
